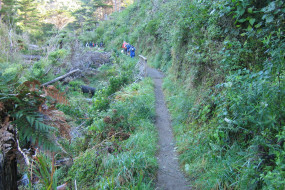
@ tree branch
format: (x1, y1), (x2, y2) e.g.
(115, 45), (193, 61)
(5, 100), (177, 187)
(41, 69), (80, 87)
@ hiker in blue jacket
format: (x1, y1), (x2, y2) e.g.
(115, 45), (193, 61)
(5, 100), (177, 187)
(130, 46), (136, 58)
(126, 43), (131, 55)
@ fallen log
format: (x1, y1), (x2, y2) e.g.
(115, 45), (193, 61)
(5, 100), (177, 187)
(28, 44), (40, 50)
(22, 55), (42, 60)
(41, 69), (80, 87)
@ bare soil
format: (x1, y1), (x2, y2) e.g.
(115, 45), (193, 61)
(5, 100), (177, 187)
(146, 67), (190, 190)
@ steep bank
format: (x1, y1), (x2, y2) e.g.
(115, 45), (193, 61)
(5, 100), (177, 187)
(96, 0), (285, 189)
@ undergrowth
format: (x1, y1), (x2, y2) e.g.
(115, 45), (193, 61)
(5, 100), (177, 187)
(96, 0), (284, 189)
(67, 78), (158, 189)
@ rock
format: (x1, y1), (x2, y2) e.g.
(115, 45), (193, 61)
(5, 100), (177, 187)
(55, 158), (73, 167)
(17, 174), (29, 187)
(57, 182), (68, 190)
(81, 85), (96, 96)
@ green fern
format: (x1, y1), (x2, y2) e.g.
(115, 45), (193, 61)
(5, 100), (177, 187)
(32, 154), (58, 190)
(0, 73), (59, 151)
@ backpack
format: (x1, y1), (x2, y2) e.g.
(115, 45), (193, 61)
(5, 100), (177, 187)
(122, 42), (127, 49)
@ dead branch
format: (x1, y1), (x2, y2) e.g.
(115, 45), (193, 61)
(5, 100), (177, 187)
(41, 69), (80, 87)
(22, 55), (42, 61)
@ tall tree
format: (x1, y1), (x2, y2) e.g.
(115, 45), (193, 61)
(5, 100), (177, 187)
(0, 0), (2, 19)
(17, 0), (41, 33)
(44, 9), (74, 30)
(0, 0), (18, 25)
(72, 0), (111, 31)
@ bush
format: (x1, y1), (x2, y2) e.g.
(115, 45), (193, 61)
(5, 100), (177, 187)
(48, 49), (68, 66)
(91, 57), (137, 112)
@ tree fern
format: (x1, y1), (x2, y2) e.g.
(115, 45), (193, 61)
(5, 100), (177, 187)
(0, 75), (65, 151)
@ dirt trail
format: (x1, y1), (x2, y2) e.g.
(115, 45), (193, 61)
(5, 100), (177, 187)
(146, 67), (190, 190)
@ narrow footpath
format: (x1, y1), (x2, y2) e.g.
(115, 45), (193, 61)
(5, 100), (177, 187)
(146, 67), (190, 190)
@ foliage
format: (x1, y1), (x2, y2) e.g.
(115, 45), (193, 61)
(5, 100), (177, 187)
(0, 79), (56, 150)
(17, 0), (41, 34)
(68, 78), (157, 189)
(26, 48), (69, 83)
(48, 49), (68, 66)
(71, 0), (111, 31)
(1, 50), (70, 188)
(0, 0), (18, 25)
(1, 0), (284, 188)
(97, 0), (285, 189)
(0, 20), (71, 152)
(0, 22), (22, 63)
(91, 56), (137, 112)
(91, 75), (129, 111)
(31, 154), (58, 190)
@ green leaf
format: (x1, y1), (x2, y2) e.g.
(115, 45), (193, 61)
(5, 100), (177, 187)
(254, 23), (262, 28)
(15, 112), (23, 119)
(247, 25), (253, 31)
(26, 116), (35, 126)
(35, 120), (39, 130)
(238, 18), (246, 23)
(249, 18), (255, 26)
(237, 6), (245, 16)
(263, 14), (274, 23)
(267, 2), (276, 12)
(248, 8), (253, 13)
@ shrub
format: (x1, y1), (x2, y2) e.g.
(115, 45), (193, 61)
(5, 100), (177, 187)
(48, 49), (68, 66)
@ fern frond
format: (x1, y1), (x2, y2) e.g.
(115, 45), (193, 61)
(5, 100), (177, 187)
(43, 85), (69, 105)
(32, 154), (57, 188)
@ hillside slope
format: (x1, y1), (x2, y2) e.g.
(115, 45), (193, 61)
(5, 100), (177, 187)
(96, 0), (285, 189)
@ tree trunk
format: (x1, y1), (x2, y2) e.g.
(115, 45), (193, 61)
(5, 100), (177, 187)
(113, 0), (117, 11)
(0, 124), (18, 190)
(0, 154), (18, 190)
(0, 0), (2, 20)
(0, 154), (4, 190)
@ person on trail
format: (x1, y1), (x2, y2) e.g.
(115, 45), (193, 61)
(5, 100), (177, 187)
(100, 42), (104, 47)
(92, 42), (95, 47)
(122, 41), (127, 55)
(89, 42), (92, 47)
(130, 46), (136, 58)
(85, 42), (89, 47)
(126, 43), (131, 55)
